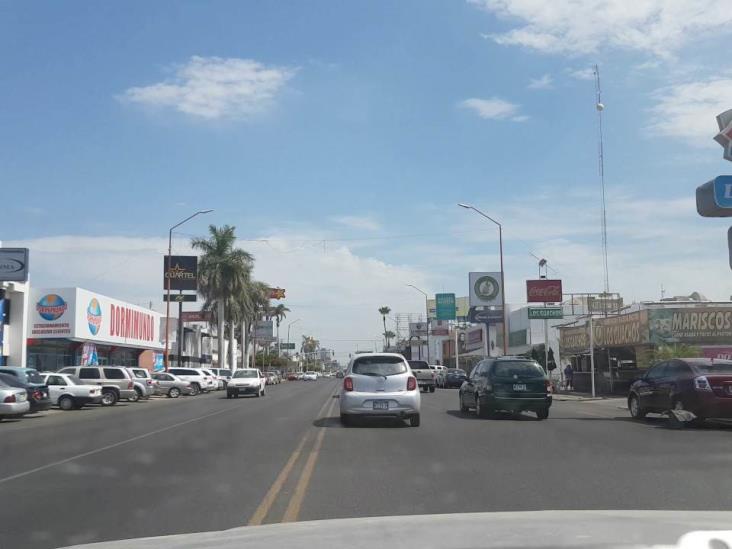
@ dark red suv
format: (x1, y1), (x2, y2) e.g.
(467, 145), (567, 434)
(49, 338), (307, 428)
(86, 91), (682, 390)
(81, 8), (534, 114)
(628, 358), (732, 422)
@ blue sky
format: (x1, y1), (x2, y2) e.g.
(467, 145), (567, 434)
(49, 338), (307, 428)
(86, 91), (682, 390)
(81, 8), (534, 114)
(3, 1), (732, 356)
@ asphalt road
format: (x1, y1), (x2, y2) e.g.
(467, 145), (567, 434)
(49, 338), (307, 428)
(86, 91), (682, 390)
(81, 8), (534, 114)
(2, 380), (732, 549)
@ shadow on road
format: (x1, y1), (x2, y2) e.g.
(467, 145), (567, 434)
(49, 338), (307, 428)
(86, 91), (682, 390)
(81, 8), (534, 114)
(445, 410), (538, 421)
(313, 416), (409, 428)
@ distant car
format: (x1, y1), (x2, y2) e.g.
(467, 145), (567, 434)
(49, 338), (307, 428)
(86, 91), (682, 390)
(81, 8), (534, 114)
(264, 372), (279, 385)
(210, 368), (232, 389)
(443, 368), (468, 388)
(335, 371), (344, 379)
(227, 368), (266, 398)
(408, 360), (435, 392)
(58, 366), (137, 405)
(287, 373), (298, 381)
(41, 373), (103, 410)
(0, 380), (30, 420)
(340, 353), (421, 427)
(303, 371), (318, 381)
(127, 368), (155, 400)
(0, 373), (52, 413)
(459, 358), (552, 420)
(628, 358), (732, 423)
(151, 372), (194, 398)
(168, 368), (210, 395)
(201, 369), (221, 391)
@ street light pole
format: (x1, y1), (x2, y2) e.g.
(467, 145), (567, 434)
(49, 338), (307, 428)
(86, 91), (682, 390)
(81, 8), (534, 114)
(164, 209), (213, 371)
(286, 318), (301, 356)
(458, 203), (509, 356)
(406, 284), (430, 363)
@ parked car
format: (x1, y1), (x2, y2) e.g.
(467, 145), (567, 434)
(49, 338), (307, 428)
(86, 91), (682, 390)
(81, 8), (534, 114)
(0, 379), (30, 420)
(227, 368), (266, 398)
(459, 358), (552, 420)
(287, 372), (298, 381)
(127, 368), (156, 400)
(303, 371), (318, 381)
(340, 353), (421, 427)
(335, 371), (344, 379)
(210, 368), (232, 389)
(443, 368), (468, 388)
(264, 372), (277, 385)
(0, 366), (47, 387)
(628, 358), (732, 423)
(40, 372), (103, 410)
(151, 372), (194, 398)
(167, 368), (211, 395)
(0, 372), (52, 413)
(57, 366), (137, 406)
(408, 360), (435, 392)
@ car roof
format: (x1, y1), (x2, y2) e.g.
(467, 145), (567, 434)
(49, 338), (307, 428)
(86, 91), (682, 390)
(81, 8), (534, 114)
(0, 366), (37, 372)
(677, 358), (732, 366)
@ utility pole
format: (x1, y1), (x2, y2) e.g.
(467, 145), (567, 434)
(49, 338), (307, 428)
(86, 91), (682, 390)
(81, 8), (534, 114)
(594, 64), (610, 295)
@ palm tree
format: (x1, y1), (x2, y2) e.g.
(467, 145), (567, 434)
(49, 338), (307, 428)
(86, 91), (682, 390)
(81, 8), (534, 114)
(234, 280), (270, 369)
(270, 304), (290, 356)
(378, 306), (391, 348)
(192, 225), (253, 370)
(639, 343), (702, 368)
(383, 330), (396, 349)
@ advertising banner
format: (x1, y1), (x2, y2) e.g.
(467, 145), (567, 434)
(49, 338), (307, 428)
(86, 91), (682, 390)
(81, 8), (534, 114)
(463, 326), (484, 352)
(593, 310), (648, 348)
(559, 325), (590, 354)
(409, 322), (428, 337)
(181, 311), (213, 323)
(163, 256), (198, 291)
(649, 307), (732, 345)
(254, 320), (274, 339)
(435, 293), (456, 320)
(0, 248), (29, 282)
(526, 279), (563, 303)
(701, 346), (732, 360)
(527, 307), (563, 320)
(29, 288), (163, 349)
(430, 320), (450, 336)
(469, 272), (502, 307)
(587, 296), (624, 314)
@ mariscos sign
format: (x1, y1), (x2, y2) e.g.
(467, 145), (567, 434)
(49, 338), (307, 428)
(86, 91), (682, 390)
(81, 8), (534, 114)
(526, 279), (562, 303)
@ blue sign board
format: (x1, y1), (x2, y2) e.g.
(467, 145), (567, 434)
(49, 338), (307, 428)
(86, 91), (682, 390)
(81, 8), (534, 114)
(713, 176), (732, 207)
(435, 293), (456, 320)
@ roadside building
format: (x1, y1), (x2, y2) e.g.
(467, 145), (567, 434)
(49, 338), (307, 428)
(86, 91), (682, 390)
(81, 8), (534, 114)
(26, 287), (163, 371)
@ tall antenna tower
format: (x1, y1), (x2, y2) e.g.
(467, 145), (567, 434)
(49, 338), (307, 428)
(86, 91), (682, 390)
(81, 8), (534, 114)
(594, 64), (610, 294)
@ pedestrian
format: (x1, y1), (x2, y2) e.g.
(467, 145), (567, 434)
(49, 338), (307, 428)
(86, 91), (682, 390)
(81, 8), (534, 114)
(563, 363), (574, 391)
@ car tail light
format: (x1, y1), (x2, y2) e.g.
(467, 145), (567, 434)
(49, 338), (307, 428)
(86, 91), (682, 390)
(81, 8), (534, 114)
(32, 390), (42, 400)
(3, 394), (17, 403)
(128, 381), (134, 389)
(407, 376), (417, 391)
(545, 379), (553, 393)
(344, 377), (354, 391)
(146, 379), (153, 385)
(694, 376), (712, 391)
(89, 389), (96, 395)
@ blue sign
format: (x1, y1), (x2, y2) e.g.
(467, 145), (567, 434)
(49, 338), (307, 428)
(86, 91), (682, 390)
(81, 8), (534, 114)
(435, 293), (456, 320)
(712, 176), (732, 207)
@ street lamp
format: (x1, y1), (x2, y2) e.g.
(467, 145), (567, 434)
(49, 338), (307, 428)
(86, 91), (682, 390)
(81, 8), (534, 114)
(164, 209), (213, 370)
(406, 284), (430, 362)
(286, 318), (301, 355)
(457, 203), (509, 355)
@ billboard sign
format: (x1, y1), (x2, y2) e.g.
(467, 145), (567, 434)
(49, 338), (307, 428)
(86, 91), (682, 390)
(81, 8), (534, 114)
(526, 279), (563, 303)
(254, 320), (274, 339)
(409, 322), (428, 337)
(280, 342), (296, 350)
(701, 346), (732, 360)
(0, 248), (29, 282)
(269, 288), (286, 299)
(649, 307), (732, 345)
(463, 326), (484, 352)
(163, 256), (198, 291)
(528, 307), (563, 320)
(469, 272), (502, 307)
(430, 320), (450, 336)
(587, 296), (624, 314)
(435, 293), (456, 320)
(181, 310), (213, 323)
(468, 306), (503, 323)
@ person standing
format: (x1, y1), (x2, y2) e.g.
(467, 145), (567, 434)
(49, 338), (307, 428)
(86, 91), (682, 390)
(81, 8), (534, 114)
(563, 363), (574, 391)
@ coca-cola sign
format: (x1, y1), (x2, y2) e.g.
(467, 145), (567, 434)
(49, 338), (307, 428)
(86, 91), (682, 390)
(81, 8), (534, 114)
(526, 279), (563, 303)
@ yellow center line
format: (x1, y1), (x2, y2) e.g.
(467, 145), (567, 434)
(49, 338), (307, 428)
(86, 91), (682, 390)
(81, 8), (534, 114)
(247, 389), (336, 526)
(281, 396), (337, 523)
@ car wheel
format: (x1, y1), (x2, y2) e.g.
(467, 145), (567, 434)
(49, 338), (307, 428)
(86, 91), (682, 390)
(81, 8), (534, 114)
(226, 391), (233, 399)
(475, 395), (490, 418)
(628, 394), (647, 419)
(429, 386), (435, 393)
(134, 387), (144, 400)
(101, 390), (118, 406)
(409, 414), (421, 427)
(261, 388), (266, 397)
(127, 390), (139, 403)
(190, 383), (200, 396)
(58, 395), (75, 411)
(168, 387), (181, 398)
(536, 408), (549, 420)
(340, 414), (352, 427)
(459, 394), (469, 414)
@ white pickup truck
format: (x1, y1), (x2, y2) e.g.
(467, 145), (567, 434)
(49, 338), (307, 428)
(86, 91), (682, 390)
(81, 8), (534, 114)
(407, 360), (435, 393)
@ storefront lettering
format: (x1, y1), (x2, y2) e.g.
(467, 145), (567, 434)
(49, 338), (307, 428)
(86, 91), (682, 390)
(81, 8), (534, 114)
(110, 304), (155, 342)
(672, 310), (732, 332)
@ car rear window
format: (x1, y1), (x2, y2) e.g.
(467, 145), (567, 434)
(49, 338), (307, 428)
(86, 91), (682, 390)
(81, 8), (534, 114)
(408, 361), (429, 370)
(448, 369), (466, 375)
(693, 362), (732, 374)
(170, 369), (197, 376)
(103, 368), (127, 379)
(219, 370), (231, 376)
(492, 361), (545, 379)
(25, 371), (45, 384)
(131, 370), (149, 379)
(353, 357), (408, 376)
(79, 368), (100, 379)
(0, 373), (23, 387)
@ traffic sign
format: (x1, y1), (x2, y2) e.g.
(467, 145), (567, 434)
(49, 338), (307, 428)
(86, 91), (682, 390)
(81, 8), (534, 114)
(468, 307), (503, 323)
(435, 293), (456, 320)
(280, 343), (296, 350)
(528, 307), (563, 320)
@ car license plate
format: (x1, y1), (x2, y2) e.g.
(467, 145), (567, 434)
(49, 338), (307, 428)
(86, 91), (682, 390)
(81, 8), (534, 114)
(373, 400), (389, 410)
(513, 384), (527, 391)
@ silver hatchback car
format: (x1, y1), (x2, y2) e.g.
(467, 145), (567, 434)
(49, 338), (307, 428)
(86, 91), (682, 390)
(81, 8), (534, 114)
(339, 353), (421, 427)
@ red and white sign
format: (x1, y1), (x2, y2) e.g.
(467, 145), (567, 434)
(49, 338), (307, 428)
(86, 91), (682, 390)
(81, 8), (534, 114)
(526, 279), (563, 303)
(702, 346), (732, 360)
(181, 311), (213, 323)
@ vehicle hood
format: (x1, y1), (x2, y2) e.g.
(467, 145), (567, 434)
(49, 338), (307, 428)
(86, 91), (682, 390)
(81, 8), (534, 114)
(59, 510), (732, 549)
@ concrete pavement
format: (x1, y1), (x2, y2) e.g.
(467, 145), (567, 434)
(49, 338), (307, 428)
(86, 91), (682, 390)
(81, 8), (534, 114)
(1, 381), (731, 549)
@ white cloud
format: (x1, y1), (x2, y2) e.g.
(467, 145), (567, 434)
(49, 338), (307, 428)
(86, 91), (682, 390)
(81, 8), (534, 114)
(469, 0), (732, 57)
(460, 97), (527, 121)
(122, 56), (296, 120)
(566, 67), (595, 81)
(647, 77), (732, 144)
(528, 74), (553, 89)
(332, 215), (382, 232)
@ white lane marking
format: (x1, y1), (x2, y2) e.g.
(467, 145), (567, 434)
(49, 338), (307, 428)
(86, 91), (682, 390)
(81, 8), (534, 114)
(0, 406), (236, 484)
